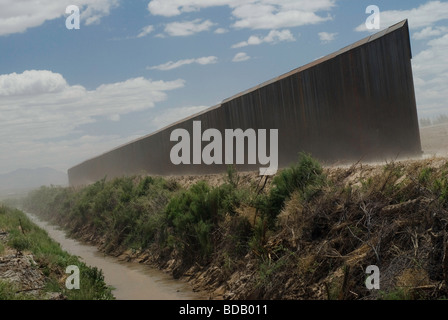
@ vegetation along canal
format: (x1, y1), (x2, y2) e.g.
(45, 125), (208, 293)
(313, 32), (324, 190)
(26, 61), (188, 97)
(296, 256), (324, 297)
(24, 211), (204, 300)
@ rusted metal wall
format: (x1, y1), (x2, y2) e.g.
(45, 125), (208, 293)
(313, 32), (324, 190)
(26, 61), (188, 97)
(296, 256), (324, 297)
(68, 20), (422, 186)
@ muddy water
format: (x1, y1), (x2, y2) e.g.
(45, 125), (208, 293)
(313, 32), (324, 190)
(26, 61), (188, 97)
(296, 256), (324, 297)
(25, 212), (205, 300)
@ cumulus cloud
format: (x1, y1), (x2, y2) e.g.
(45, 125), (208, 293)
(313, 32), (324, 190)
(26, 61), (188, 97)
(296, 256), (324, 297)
(148, 0), (335, 30)
(232, 29), (296, 48)
(137, 25), (155, 38)
(148, 56), (218, 71)
(214, 28), (229, 34)
(318, 31), (337, 43)
(0, 70), (67, 96)
(355, 1), (448, 32)
(0, 70), (186, 172)
(82, 0), (119, 25)
(412, 33), (448, 116)
(232, 52), (251, 62)
(231, 2), (333, 29)
(0, 0), (119, 36)
(147, 0), (241, 17)
(164, 19), (216, 36)
(413, 26), (448, 40)
(0, 70), (185, 143)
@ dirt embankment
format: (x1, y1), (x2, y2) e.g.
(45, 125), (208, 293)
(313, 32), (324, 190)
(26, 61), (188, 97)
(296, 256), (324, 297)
(20, 125), (448, 300)
(63, 155), (448, 300)
(0, 229), (65, 300)
(0, 207), (114, 300)
(0, 248), (60, 299)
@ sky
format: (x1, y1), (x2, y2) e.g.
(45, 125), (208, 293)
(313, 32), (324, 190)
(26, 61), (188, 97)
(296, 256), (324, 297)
(0, 0), (447, 174)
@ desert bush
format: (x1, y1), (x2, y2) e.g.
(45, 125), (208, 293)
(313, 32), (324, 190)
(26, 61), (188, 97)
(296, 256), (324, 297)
(261, 153), (325, 226)
(165, 181), (215, 259)
(164, 179), (248, 260)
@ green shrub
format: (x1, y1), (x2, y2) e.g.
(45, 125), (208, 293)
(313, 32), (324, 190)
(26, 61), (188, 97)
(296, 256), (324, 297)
(432, 168), (448, 206)
(225, 215), (252, 258)
(418, 167), (433, 184)
(195, 220), (213, 257)
(165, 181), (213, 258)
(8, 234), (31, 252)
(379, 288), (412, 300)
(226, 165), (240, 188)
(136, 176), (155, 196)
(263, 153), (325, 226)
(257, 256), (286, 293)
(66, 265), (113, 300)
(249, 217), (268, 256)
(0, 281), (29, 300)
(164, 180), (241, 260)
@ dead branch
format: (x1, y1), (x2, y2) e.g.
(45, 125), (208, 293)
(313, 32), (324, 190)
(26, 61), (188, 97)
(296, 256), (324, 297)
(347, 226), (381, 264)
(16, 286), (45, 293)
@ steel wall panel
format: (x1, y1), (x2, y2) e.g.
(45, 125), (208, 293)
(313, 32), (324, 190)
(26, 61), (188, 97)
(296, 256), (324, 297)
(68, 20), (422, 186)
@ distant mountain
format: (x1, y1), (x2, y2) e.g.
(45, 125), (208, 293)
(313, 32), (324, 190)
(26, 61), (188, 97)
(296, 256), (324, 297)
(0, 167), (67, 197)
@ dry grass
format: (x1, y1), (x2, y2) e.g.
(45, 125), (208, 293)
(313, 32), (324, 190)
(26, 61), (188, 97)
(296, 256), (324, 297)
(248, 156), (448, 299)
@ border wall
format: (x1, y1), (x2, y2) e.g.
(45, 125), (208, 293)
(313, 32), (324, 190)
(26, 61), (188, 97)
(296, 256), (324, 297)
(68, 20), (422, 186)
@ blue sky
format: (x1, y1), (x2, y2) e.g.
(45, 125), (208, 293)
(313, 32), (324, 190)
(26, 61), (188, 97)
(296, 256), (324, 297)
(0, 0), (447, 174)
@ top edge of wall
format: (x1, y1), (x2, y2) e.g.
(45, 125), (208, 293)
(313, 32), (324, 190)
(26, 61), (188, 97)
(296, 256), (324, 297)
(68, 20), (410, 173)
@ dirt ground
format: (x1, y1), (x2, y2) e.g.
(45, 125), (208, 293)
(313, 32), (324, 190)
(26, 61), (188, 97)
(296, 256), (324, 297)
(0, 230), (64, 299)
(420, 123), (448, 157)
(15, 122), (448, 300)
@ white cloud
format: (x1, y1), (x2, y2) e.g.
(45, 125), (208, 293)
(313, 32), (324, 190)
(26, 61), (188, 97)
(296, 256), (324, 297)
(0, 70), (185, 149)
(196, 56), (218, 65)
(233, 36), (262, 48)
(137, 25), (155, 38)
(0, 0), (119, 36)
(148, 56), (218, 71)
(355, 1), (448, 32)
(109, 114), (121, 122)
(413, 26), (448, 40)
(232, 29), (296, 48)
(82, 0), (119, 25)
(318, 31), (337, 43)
(232, 52), (251, 62)
(147, 0), (241, 17)
(412, 33), (448, 116)
(0, 70), (186, 172)
(214, 27), (229, 34)
(231, 2), (333, 30)
(164, 19), (216, 36)
(0, 70), (67, 96)
(148, 0), (335, 30)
